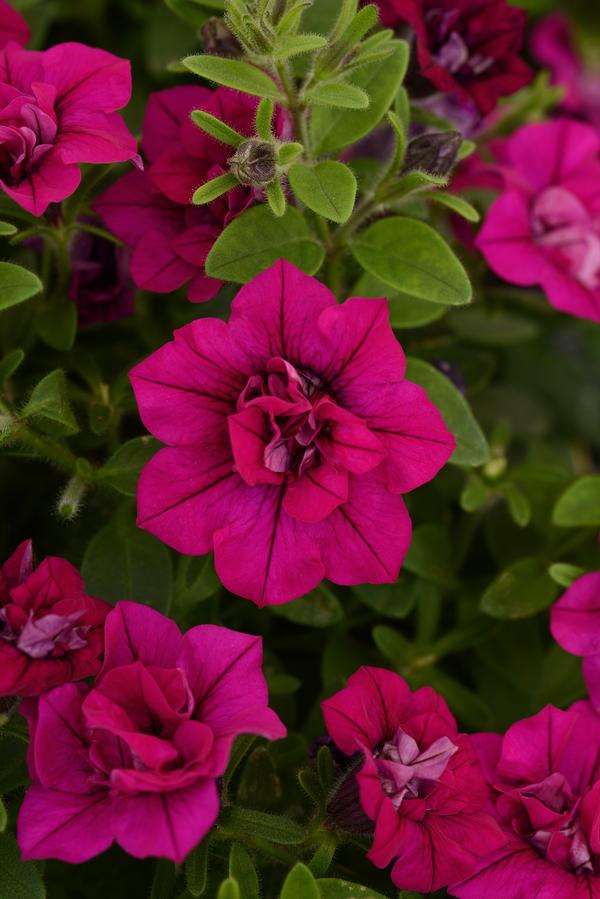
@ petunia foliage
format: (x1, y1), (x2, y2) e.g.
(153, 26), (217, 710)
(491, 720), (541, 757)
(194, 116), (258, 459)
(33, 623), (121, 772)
(0, 0), (599, 898)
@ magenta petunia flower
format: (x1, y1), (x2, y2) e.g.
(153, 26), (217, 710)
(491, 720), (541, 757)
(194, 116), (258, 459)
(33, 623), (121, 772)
(450, 702), (600, 898)
(551, 571), (600, 709)
(94, 86), (282, 303)
(374, 0), (531, 116)
(17, 601), (285, 864)
(129, 260), (455, 606)
(0, 541), (110, 697)
(321, 667), (505, 893)
(0, 41), (139, 216)
(532, 14), (600, 130)
(476, 119), (600, 324)
(0, 0), (29, 49)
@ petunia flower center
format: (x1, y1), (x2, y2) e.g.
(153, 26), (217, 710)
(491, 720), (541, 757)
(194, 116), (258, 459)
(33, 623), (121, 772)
(374, 726), (458, 810)
(517, 774), (599, 875)
(237, 357), (328, 478)
(427, 9), (494, 79)
(531, 185), (600, 291)
(0, 85), (58, 186)
(0, 607), (89, 659)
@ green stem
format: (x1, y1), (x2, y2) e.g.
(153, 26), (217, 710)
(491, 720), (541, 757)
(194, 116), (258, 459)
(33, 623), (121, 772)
(12, 423), (81, 474)
(70, 221), (125, 247)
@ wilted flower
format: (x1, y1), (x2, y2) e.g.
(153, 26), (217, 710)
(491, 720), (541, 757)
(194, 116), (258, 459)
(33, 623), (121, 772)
(322, 667), (505, 893)
(70, 225), (135, 327)
(130, 260), (455, 605)
(451, 702), (600, 898)
(551, 571), (600, 707)
(375, 0), (531, 115)
(532, 13), (600, 130)
(95, 86), (284, 303)
(201, 16), (242, 57)
(0, 41), (139, 215)
(476, 119), (600, 324)
(229, 138), (276, 186)
(0, 541), (110, 697)
(0, 0), (29, 48)
(17, 602), (285, 863)
(402, 130), (462, 177)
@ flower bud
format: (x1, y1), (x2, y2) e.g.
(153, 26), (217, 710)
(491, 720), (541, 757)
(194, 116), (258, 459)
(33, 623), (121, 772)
(201, 17), (243, 58)
(402, 130), (462, 178)
(229, 139), (277, 187)
(325, 752), (373, 835)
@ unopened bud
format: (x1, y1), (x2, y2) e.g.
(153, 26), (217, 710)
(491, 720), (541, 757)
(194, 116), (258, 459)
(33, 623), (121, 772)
(56, 475), (87, 521)
(201, 17), (243, 58)
(229, 139), (277, 187)
(326, 753), (373, 835)
(402, 131), (462, 178)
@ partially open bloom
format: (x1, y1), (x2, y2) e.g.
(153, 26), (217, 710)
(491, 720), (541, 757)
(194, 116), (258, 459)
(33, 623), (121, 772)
(130, 260), (454, 605)
(375, 0), (531, 116)
(17, 601), (285, 863)
(95, 86), (281, 302)
(0, 0), (29, 49)
(322, 667), (505, 893)
(0, 541), (110, 697)
(70, 224), (135, 327)
(451, 702), (600, 899)
(476, 119), (600, 324)
(532, 14), (600, 130)
(551, 571), (600, 708)
(0, 41), (139, 215)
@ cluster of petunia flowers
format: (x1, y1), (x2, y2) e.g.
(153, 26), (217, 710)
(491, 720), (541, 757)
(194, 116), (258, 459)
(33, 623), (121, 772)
(4, 541), (600, 897)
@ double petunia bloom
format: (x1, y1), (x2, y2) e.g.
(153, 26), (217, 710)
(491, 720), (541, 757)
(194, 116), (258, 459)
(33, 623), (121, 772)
(130, 261), (455, 605)
(0, 39), (139, 215)
(322, 667), (506, 893)
(18, 601), (286, 864)
(0, 541), (110, 697)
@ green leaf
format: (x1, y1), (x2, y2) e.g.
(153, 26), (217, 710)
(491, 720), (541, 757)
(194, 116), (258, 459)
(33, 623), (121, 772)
(22, 369), (79, 437)
(183, 55), (282, 100)
(229, 844), (259, 899)
(0, 798), (6, 832)
(281, 864), (320, 899)
(186, 839), (209, 897)
(97, 437), (159, 496)
(0, 348), (24, 384)
(177, 554), (221, 605)
(288, 161), (357, 223)
(274, 34), (328, 60)
(271, 584), (343, 627)
(193, 173), (240, 205)
(205, 205), (324, 283)
(481, 556), (560, 619)
(217, 879), (240, 899)
(82, 507), (172, 612)
(150, 859), (176, 899)
(311, 40), (409, 154)
(35, 299), (77, 351)
(352, 217), (472, 306)
(429, 191), (480, 222)
(0, 221), (17, 236)
(352, 581), (416, 619)
(318, 879), (389, 899)
(403, 523), (456, 587)
(352, 271), (445, 329)
(191, 110), (244, 147)
(165, 0), (214, 26)
(0, 832), (45, 899)
(549, 563), (586, 588)
(306, 79), (369, 109)
(0, 262), (42, 310)
(372, 624), (412, 667)
(501, 482), (531, 528)
(406, 358), (489, 467)
(256, 98), (274, 140)
(553, 476), (600, 527)
(267, 179), (287, 217)
(277, 142), (304, 166)
(219, 807), (305, 845)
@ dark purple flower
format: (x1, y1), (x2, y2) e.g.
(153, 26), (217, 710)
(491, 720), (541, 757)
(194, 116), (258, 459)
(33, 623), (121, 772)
(69, 227), (135, 327)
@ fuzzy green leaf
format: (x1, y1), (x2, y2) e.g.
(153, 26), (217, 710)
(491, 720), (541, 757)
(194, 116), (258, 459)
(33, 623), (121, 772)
(183, 55), (282, 99)
(0, 262), (42, 311)
(553, 476), (600, 527)
(288, 161), (357, 222)
(191, 110), (244, 147)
